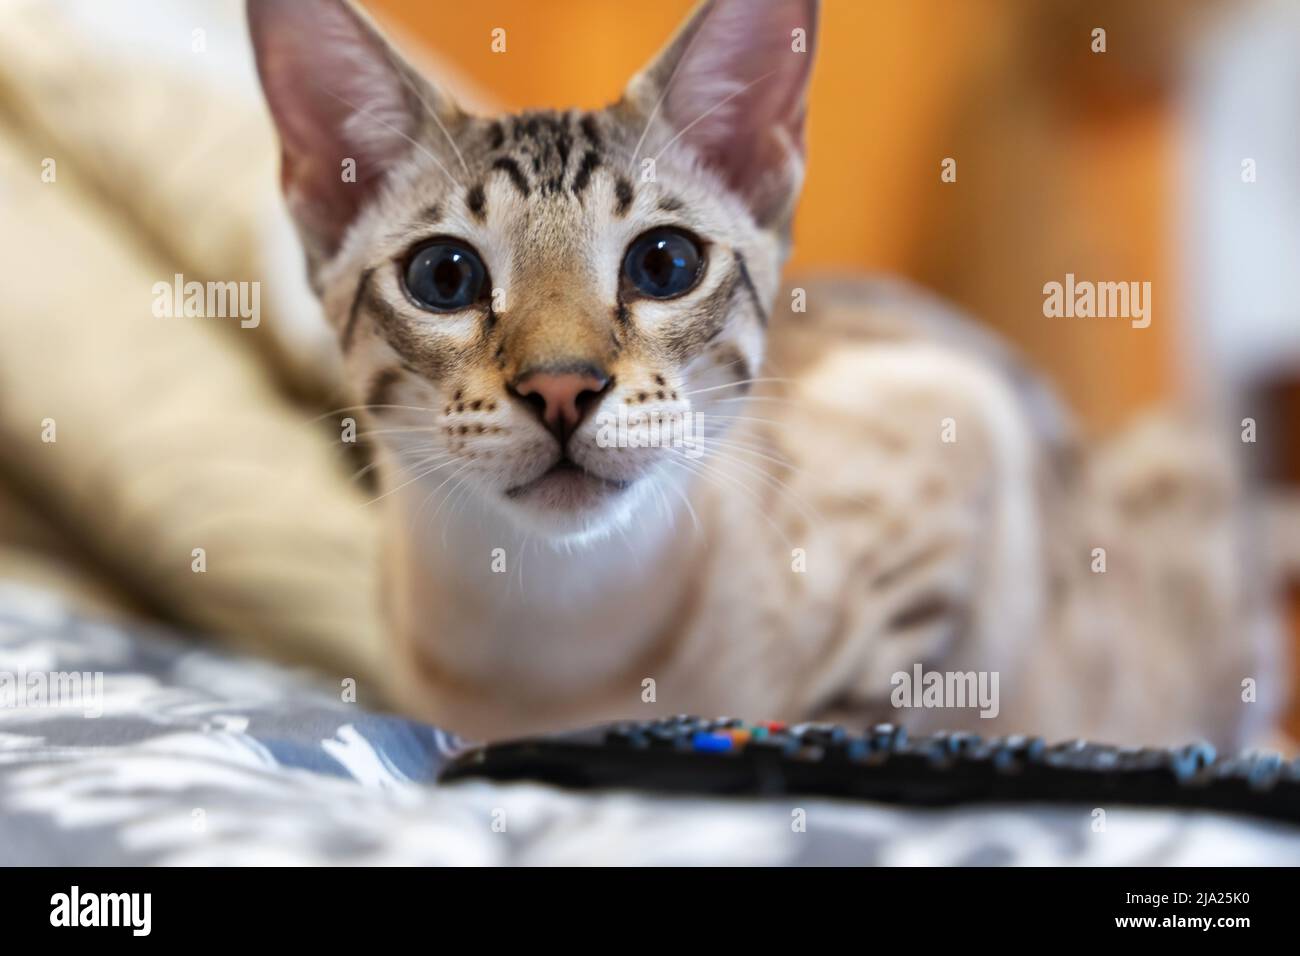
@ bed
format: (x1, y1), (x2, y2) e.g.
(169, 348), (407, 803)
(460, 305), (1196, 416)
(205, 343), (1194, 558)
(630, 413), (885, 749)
(3, 582), (1297, 866)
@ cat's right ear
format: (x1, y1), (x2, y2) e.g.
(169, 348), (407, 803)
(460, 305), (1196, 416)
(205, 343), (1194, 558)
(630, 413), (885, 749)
(624, 0), (818, 231)
(247, 0), (455, 264)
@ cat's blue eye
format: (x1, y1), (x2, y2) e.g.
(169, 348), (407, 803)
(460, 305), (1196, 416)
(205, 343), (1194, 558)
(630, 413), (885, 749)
(622, 229), (703, 299)
(403, 241), (487, 312)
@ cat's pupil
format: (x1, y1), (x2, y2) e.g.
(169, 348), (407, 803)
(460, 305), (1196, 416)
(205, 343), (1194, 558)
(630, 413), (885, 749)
(643, 243), (679, 289)
(433, 255), (468, 298)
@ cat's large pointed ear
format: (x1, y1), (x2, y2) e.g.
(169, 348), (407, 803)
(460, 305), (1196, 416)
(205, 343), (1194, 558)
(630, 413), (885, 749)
(247, 0), (456, 263)
(624, 0), (818, 229)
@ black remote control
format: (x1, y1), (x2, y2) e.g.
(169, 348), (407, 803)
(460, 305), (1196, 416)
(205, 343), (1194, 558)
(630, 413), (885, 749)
(439, 715), (1300, 825)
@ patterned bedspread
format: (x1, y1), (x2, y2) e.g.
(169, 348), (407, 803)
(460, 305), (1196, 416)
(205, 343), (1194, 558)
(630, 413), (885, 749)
(2, 582), (1297, 866)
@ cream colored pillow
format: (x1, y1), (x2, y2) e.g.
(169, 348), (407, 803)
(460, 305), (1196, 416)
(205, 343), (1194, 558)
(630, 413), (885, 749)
(0, 0), (413, 696)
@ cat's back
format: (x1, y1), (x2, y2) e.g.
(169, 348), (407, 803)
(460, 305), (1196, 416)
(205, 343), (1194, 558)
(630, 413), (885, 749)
(684, 276), (1075, 723)
(768, 275), (1075, 462)
(747, 276), (1281, 747)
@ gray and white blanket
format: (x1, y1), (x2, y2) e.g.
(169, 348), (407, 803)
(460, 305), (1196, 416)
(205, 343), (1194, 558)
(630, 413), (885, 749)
(1, 582), (1297, 866)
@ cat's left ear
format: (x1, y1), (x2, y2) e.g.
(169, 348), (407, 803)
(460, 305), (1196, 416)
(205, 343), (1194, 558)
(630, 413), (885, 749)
(624, 0), (818, 230)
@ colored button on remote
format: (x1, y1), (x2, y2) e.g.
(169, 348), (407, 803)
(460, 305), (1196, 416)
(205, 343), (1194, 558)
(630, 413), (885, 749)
(692, 732), (734, 753)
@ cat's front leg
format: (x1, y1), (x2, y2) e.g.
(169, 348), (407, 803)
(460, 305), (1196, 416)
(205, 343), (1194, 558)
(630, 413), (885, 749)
(759, 311), (1061, 736)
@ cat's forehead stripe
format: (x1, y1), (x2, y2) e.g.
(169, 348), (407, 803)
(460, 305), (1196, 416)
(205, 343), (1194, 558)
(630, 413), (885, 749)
(572, 150), (601, 195)
(615, 178), (634, 217)
(490, 156), (531, 198)
(465, 183), (486, 222)
(579, 114), (602, 150)
(466, 109), (624, 205)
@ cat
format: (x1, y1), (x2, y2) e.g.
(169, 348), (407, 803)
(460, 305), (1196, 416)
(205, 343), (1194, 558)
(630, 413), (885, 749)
(247, 0), (1287, 747)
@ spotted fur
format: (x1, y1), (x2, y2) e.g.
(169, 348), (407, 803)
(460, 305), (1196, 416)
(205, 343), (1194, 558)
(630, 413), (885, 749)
(250, 0), (1286, 747)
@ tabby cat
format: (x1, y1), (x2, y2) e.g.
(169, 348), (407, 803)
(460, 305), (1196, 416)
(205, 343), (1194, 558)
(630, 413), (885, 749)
(247, 0), (1286, 746)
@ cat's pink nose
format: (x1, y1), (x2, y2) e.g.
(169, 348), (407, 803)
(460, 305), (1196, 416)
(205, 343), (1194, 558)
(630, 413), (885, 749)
(511, 368), (610, 442)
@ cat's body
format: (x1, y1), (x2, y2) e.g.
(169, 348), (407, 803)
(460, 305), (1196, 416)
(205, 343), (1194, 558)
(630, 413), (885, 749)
(248, 0), (1286, 748)
(385, 273), (1282, 747)
(385, 274), (1055, 740)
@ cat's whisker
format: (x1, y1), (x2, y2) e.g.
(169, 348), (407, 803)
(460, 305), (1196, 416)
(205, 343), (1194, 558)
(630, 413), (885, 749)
(694, 413), (809, 443)
(384, 46), (469, 176)
(421, 469), (463, 534)
(706, 394), (826, 413)
(358, 426), (451, 439)
(696, 410), (793, 425)
(692, 430), (890, 517)
(316, 83), (461, 187)
(414, 459), (474, 525)
(690, 440), (823, 528)
(306, 403), (441, 424)
(387, 439), (445, 463)
(426, 461), (478, 528)
(363, 454), (460, 507)
(441, 471), (482, 549)
(690, 421), (795, 447)
(649, 482), (668, 529)
(438, 475), (470, 549)
(651, 69), (779, 165)
(626, 0), (727, 174)
(348, 457), (385, 486)
(661, 453), (792, 549)
(693, 434), (798, 474)
(682, 376), (795, 397)
(692, 440), (799, 480)
(668, 448), (774, 518)
(654, 463), (702, 537)
(684, 352), (750, 383)
(394, 449), (451, 482)
(690, 417), (793, 446)
(511, 532), (536, 598)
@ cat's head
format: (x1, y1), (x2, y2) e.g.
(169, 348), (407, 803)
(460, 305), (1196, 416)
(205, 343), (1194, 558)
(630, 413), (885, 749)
(248, 0), (818, 541)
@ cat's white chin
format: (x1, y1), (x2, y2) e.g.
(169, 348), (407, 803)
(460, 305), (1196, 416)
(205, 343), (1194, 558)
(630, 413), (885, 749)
(498, 468), (649, 542)
(505, 460), (629, 503)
